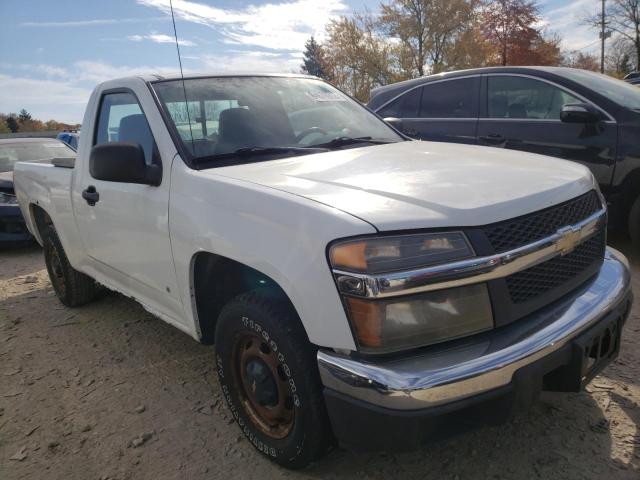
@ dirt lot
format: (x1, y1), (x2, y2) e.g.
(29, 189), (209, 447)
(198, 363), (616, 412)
(1, 238), (639, 480)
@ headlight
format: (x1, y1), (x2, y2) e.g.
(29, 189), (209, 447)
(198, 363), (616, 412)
(329, 232), (474, 274)
(0, 192), (18, 205)
(329, 233), (494, 354)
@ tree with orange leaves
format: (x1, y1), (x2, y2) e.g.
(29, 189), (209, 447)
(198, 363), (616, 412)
(480, 0), (561, 66)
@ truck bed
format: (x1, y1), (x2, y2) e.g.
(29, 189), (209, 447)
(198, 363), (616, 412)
(13, 160), (77, 248)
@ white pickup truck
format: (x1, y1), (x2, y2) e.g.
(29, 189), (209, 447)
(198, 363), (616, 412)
(14, 73), (633, 469)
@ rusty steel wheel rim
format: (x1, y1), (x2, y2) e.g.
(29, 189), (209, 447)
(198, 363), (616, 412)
(47, 242), (66, 296)
(231, 332), (295, 439)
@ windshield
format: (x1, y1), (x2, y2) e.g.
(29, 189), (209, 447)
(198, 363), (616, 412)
(153, 76), (403, 163)
(561, 69), (640, 111)
(0, 141), (76, 173)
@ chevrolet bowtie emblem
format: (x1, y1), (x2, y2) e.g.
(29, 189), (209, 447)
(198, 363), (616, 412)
(556, 226), (581, 255)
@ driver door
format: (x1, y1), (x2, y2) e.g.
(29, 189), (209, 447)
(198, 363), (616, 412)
(74, 89), (184, 322)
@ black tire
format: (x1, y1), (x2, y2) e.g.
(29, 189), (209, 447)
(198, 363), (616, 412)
(629, 195), (640, 247)
(215, 291), (332, 469)
(43, 227), (97, 307)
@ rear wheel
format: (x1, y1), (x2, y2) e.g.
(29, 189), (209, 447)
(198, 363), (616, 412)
(43, 227), (97, 307)
(629, 195), (640, 247)
(215, 291), (332, 469)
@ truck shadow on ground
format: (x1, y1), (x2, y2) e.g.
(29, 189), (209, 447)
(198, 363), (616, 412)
(1, 239), (638, 479)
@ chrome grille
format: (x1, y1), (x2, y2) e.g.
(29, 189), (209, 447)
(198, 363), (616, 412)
(505, 229), (606, 303)
(484, 191), (601, 253)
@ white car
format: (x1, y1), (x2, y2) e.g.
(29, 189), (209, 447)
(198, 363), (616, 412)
(13, 73), (633, 468)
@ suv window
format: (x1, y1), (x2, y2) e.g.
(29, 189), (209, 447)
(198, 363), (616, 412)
(95, 92), (155, 165)
(420, 78), (478, 118)
(488, 76), (581, 120)
(377, 87), (421, 118)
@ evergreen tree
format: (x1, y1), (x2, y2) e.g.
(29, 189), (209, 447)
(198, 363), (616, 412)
(18, 109), (32, 123)
(6, 115), (19, 133)
(301, 36), (327, 79)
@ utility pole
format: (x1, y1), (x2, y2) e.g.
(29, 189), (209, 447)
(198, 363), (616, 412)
(599, 0), (612, 73)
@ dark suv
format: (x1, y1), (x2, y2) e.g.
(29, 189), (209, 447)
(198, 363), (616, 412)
(368, 67), (640, 245)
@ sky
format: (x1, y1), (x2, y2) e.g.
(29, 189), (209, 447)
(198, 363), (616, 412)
(0, 0), (603, 124)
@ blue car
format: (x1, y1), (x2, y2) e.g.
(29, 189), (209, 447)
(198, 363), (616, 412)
(0, 138), (76, 247)
(56, 130), (80, 150)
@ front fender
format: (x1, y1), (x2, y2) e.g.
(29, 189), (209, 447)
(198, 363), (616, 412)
(170, 160), (375, 350)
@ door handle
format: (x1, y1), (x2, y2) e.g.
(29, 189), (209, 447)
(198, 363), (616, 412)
(82, 186), (99, 206)
(479, 134), (505, 145)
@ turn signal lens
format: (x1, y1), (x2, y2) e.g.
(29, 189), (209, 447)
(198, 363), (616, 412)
(344, 297), (382, 347)
(330, 232), (473, 274)
(330, 241), (367, 271)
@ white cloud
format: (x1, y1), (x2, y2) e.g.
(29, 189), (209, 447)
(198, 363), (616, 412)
(128, 33), (196, 46)
(20, 17), (168, 27)
(136, 0), (347, 51)
(0, 61), (186, 123)
(542, 0), (599, 52)
(71, 60), (182, 84)
(0, 62), (69, 79)
(226, 50), (282, 58)
(197, 52), (300, 73)
(0, 50), (305, 124)
(0, 74), (92, 123)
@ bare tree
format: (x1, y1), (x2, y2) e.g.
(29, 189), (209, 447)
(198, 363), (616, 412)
(586, 0), (640, 70)
(606, 35), (637, 75)
(610, 0), (640, 70)
(562, 51), (600, 71)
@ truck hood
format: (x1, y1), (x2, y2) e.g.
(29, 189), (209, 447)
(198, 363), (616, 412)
(208, 141), (595, 231)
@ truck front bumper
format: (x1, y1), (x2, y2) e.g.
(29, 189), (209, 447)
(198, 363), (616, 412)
(317, 247), (633, 451)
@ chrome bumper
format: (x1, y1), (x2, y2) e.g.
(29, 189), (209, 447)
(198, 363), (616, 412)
(318, 247), (632, 410)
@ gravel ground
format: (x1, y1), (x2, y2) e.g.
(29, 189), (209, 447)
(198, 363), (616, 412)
(1, 237), (639, 480)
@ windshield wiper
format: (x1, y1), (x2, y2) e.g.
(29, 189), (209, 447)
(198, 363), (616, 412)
(310, 136), (395, 149)
(195, 145), (329, 164)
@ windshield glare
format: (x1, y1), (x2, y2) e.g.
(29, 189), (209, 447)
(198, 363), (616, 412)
(153, 76), (403, 162)
(561, 69), (640, 110)
(0, 141), (76, 173)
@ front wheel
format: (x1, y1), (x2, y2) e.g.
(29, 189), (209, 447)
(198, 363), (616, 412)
(215, 291), (332, 469)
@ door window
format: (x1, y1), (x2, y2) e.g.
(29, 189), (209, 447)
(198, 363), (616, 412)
(377, 87), (421, 118)
(419, 78), (478, 118)
(487, 76), (582, 120)
(94, 92), (155, 165)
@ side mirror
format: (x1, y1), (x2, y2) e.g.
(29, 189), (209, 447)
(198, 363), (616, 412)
(560, 103), (600, 124)
(383, 117), (403, 130)
(89, 142), (161, 186)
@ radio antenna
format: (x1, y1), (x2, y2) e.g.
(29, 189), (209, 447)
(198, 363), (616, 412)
(169, 0), (195, 154)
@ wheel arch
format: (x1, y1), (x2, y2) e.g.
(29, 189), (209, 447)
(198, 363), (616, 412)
(29, 203), (54, 244)
(190, 251), (302, 344)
